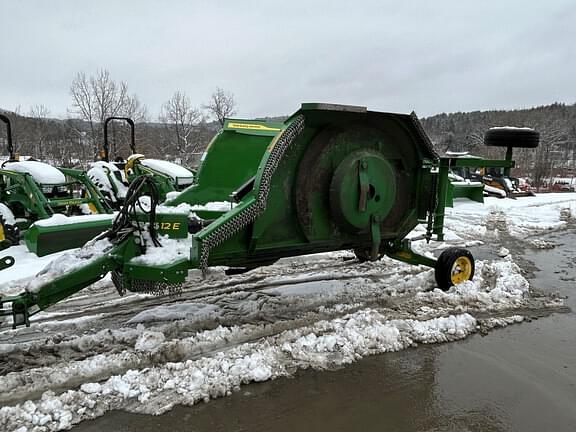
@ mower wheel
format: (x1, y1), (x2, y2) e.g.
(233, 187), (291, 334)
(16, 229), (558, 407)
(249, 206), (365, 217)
(435, 247), (475, 290)
(484, 128), (539, 148)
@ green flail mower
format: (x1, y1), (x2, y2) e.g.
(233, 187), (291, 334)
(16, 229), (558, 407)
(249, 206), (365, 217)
(0, 114), (115, 259)
(87, 117), (196, 209)
(0, 103), (535, 328)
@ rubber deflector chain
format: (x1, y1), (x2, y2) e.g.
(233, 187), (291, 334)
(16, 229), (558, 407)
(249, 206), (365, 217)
(409, 112), (439, 159)
(131, 279), (183, 296)
(199, 115), (306, 271)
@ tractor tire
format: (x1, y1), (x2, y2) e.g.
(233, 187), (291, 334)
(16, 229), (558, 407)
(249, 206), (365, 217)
(484, 128), (539, 148)
(434, 247), (475, 290)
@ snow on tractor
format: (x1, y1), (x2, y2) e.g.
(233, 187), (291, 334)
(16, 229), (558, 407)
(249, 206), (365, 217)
(87, 117), (195, 209)
(0, 103), (537, 328)
(0, 114), (114, 260)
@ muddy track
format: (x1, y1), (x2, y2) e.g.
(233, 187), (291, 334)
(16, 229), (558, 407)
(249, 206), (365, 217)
(0, 251), (425, 343)
(1, 211), (572, 414)
(0, 261), (563, 407)
(0, 224), (566, 376)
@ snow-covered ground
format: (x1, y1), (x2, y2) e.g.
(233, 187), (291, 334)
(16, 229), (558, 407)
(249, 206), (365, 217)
(0, 193), (575, 432)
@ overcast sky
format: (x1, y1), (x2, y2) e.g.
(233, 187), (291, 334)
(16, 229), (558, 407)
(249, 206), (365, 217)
(1, 0), (575, 120)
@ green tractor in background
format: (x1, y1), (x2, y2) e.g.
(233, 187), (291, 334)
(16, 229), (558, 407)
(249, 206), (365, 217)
(447, 127), (539, 202)
(87, 117), (196, 209)
(0, 114), (114, 258)
(0, 103), (536, 328)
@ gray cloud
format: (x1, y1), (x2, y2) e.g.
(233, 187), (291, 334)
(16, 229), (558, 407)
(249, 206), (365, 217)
(1, 0), (574, 119)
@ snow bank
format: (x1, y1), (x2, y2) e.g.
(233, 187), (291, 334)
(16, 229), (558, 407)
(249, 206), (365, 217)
(0, 309), (479, 431)
(417, 260), (529, 310)
(446, 193), (576, 239)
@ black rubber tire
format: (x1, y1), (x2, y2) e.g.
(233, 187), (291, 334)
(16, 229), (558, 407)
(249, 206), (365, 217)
(484, 128), (539, 148)
(435, 247), (475, 290)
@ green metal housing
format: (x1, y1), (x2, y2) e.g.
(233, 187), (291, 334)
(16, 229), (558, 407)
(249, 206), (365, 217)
(187, 105), (437, 269)
(165, 118), (284, 217)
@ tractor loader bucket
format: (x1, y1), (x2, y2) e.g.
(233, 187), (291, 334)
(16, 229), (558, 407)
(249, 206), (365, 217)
(24, 214), (115, 257)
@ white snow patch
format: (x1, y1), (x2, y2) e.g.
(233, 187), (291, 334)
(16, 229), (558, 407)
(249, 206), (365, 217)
(188, 201), (235, 212)
(418, 260), (530, 309)
(0, 203), (15, 225)
(140, 159), (194, 185)
(165, 191), (181, 201)
(157, 201), (236, 214)
(31, 213), (114, 228)
(0, 247), (71, 296)
(25, 239), (114, 293)
(134, 330), (166, 352)
(446, 193), (576, 239)
(488, 126), (535, 131)
(3, 161), (66, 184)
(87, 161), (128, 200)
(129, 235), (189, 266)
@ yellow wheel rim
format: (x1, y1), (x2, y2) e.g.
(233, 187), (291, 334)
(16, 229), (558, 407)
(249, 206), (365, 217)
(451, 256), (473, 284)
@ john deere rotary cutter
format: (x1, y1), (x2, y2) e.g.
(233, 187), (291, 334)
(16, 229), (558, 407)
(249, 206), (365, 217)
(0, 103), (533, 328)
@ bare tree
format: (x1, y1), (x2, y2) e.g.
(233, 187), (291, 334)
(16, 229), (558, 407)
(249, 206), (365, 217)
(531, 122), (567, 190)
(123, 94), (149, 123)
(69, 69), (148, 158)
(160, 91), (203, 163)
(203, 87), (237, 126)
(28, 104), (51, 159)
